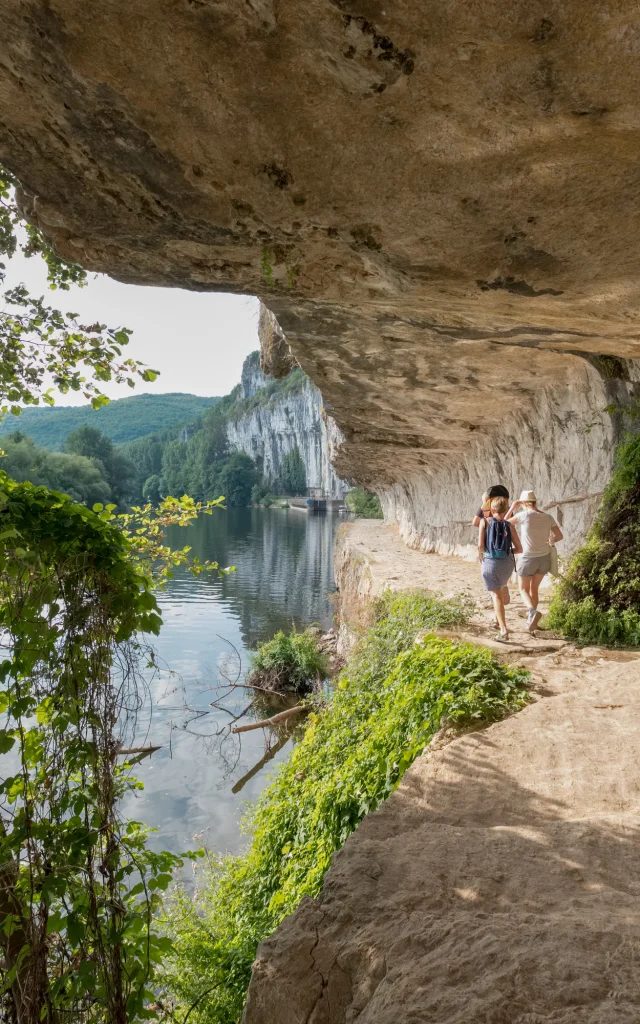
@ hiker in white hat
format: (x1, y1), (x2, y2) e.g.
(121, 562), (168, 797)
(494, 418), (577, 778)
(505, 489), (563, 633)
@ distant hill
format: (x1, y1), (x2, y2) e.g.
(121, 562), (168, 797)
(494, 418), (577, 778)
(0, 393), (220, 450)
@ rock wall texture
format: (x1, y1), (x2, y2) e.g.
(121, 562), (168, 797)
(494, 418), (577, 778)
(5, 1), (640, 551)
(227, 353), (349, 498)
(380, 357), (640, 557)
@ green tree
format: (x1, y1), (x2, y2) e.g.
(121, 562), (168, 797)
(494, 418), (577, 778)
(65, 424), (136, 508)
(278, 446), (306, 495)
(1, 431), (112, 507)
(142, 473), (164, 504)
(125, 433), (165, 495)
(161, 438), (188, 495)
(346, 486), (383, 518)
(218, 451), (258, 506)
(65, 423), (114, 465)
(182, 412), (230, 499)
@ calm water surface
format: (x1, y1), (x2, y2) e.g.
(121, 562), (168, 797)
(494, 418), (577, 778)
(120, 507), (344, 857)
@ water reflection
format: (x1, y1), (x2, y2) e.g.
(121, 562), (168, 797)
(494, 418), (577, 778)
(119, 508), (343, 858)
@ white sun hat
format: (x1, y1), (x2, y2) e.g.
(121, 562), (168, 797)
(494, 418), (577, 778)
(518, 489), (537, 503)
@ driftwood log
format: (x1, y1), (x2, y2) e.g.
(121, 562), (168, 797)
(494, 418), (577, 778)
(232, 705), (308, 734)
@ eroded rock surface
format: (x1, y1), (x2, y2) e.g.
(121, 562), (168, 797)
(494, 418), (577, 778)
(227, 352), (348, 497)
(4, 2), (640, 546)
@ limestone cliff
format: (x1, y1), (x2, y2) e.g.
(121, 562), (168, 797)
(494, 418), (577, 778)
(226, 353), (348, 499)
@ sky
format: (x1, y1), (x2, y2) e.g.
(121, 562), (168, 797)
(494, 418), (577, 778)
(4, 245), (260, 405)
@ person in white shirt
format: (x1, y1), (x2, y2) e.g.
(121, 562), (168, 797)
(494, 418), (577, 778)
(506, 489), (563, 634)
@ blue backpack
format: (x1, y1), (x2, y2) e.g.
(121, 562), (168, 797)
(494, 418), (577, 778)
(485, 518), (512, 559)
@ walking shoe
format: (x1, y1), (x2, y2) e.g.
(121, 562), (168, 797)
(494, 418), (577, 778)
(527, 610), (542, 633)
(526, 607), (536, 626)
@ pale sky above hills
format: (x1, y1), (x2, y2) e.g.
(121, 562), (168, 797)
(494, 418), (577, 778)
(4, 246), (260, 405)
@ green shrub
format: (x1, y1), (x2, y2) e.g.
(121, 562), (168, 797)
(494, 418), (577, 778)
(248, 627), (328, 692)
(159, 591), (528, 1022)
(547, 434), (640, 645)
(346, 486), (383, 518)
(545, 595), (640, 646)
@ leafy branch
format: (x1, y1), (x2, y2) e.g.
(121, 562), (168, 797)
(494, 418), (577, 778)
(0, 169), (159, 415)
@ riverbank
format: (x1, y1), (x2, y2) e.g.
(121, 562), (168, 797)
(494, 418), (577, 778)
(158, 579), (529, 1020)
(244, 520), (640, 1023)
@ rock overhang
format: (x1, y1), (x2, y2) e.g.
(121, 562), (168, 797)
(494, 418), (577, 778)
(3, 0), (640, 535)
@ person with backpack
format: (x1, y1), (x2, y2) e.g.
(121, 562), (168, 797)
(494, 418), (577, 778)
(478, 495), (522, 641)
(506, 489), (563, 633)
(472, 483), (510, 528)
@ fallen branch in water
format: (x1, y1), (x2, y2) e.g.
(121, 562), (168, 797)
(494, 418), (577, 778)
(116, 744), (162, 757)
(231, 732), (290, 793)
(232, 705), (308, 734)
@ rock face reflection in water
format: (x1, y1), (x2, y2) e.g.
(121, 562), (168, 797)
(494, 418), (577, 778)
(119, 507), (343, 857)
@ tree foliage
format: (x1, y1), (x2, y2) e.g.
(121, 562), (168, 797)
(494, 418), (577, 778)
(0, 169), (158, 416)
(0, 476), (210, 1023)
(0, 432), (112, 509)
(0, 394), (219, 450)
(158, 410), (258, 507)
(276, 447), (306, 496)
(346, 486), (383, 518)
(0, 169), (230, 1023)
(64, 425), (136, 510)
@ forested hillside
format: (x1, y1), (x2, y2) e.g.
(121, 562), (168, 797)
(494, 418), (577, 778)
(0, 356), (317, 510)
(0, 392), (219, 449)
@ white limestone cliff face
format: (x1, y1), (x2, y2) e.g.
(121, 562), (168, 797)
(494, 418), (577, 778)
(227, 355), (348, 499)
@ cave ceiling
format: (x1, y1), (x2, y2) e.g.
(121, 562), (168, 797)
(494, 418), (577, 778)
(3, 1), (640, 485)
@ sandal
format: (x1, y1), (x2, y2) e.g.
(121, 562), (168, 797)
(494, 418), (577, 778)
(496, 630), (509, 643)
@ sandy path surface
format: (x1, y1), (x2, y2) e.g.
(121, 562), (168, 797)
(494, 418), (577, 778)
(334, 519), (560, 651)
(244, 522), (640, 1024)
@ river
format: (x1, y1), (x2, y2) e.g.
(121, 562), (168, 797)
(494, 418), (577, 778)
(119, 507), (345, 858)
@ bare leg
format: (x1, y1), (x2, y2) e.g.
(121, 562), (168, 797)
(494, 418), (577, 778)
(519, 574), (535, 611)
(500, 585), (511, 606)
(491, 590), (508, 636)
(527, 573), (546, 631)
(530, 573), (544, 611)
